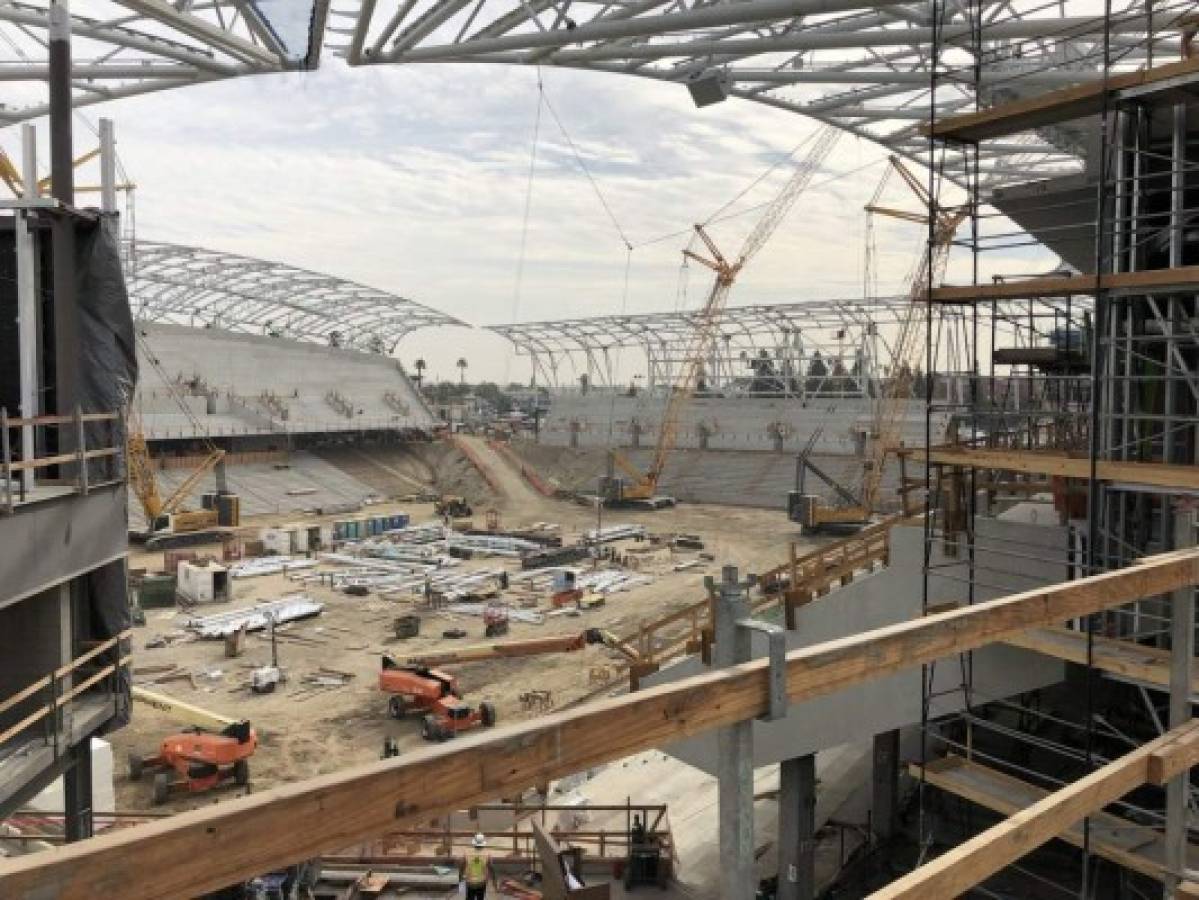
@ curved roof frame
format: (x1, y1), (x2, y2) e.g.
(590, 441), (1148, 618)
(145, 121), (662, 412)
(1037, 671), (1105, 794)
(126, 239), (465, 351)
(489, 292), (1094, 384)
(0, 2), (1187, 190)
(489, 295), (914, 356)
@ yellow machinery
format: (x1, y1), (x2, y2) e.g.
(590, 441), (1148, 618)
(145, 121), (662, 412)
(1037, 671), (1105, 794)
(127, 416), (229, 535)
(127, 340), (239, 539)
(792, 157), (967, 532)
(601, 127), (843, 508)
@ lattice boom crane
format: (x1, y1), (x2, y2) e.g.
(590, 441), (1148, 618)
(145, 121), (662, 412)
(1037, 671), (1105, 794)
(793, 156), (966, 530)
(604, 126), (842, 507)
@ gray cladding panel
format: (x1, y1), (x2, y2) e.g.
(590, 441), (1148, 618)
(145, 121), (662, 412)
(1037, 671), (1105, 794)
(647, 523), (1067, 774)
(0, 485), (128, 609)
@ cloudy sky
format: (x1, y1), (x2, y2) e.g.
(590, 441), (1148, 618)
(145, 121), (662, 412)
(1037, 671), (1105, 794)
(38, 59), (1053, 384)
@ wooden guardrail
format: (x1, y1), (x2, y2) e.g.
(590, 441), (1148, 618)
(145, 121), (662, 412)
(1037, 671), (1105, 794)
(3, 552), (1195, 900)
(0, 629), (131, 750)
(872, 720), (1199, 899)
(0, 408), (123, 513)
(335, 801), (676, 867)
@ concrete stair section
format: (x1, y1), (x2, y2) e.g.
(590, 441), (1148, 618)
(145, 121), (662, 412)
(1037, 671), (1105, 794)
(127, 450), (381, 528)
(136, 322), (434, 439)
(313, 445), (435, 496)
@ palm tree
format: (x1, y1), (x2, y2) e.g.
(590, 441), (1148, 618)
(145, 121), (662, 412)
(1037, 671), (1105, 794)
(456, 358), (468, 386)
(414, 358), (426, 387)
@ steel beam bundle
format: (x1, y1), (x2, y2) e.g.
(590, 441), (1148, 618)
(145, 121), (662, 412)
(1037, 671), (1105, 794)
(184, 595), (324, 638)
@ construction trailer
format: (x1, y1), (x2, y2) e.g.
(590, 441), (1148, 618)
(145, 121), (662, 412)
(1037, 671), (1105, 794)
(261, 524), (324, 556)
(175, 560), (231, 605)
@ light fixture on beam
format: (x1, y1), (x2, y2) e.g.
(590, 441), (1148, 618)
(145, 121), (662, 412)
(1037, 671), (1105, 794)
(686, 69), (729, 108)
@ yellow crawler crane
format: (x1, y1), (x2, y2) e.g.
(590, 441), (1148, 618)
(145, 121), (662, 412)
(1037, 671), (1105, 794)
(127, 339), (237, 538)
(127, 412), (228, 535)
(602, 127), (842, 508)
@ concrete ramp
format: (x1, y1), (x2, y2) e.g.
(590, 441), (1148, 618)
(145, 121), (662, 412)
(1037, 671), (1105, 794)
(644, 519), (1069, 774)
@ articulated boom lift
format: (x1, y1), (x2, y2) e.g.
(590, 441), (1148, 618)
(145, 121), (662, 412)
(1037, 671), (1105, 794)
(603, 127), (842, 508)
(792, 157), (966, 531)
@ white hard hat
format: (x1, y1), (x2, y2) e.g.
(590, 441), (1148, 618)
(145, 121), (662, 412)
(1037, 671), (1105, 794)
(473, 833), (486, 848)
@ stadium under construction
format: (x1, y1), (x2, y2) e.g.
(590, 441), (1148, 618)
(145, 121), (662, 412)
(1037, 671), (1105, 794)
(0, 3), (1197, 900)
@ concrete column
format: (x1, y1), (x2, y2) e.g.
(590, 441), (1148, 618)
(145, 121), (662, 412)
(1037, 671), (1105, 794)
(712, 565), (755, 900)
(58, 581), (72, 731)
(1165, 508), (1195, 897)
(63, 740), (93, 842)
(777, 754), (816, 900)
(872, 729), (900, 841)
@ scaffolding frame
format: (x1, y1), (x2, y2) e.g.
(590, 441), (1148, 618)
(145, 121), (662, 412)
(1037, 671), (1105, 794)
(920, 1), (1198, 894)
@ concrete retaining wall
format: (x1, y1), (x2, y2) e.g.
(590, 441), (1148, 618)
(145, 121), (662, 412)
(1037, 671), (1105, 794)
(538, 392), (949, 454)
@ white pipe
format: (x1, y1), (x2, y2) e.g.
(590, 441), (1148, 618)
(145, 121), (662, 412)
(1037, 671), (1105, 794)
(98, 117), (116, 224)
(389, 0), (918, 61)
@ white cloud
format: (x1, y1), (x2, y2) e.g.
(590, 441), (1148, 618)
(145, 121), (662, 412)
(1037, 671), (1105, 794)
(10, 59), (1057, 385)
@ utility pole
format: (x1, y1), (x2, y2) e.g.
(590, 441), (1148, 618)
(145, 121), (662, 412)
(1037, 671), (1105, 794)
(51, 0), (92, 845)
(49, 1), (74, 207)
(49, 0), (79, 438)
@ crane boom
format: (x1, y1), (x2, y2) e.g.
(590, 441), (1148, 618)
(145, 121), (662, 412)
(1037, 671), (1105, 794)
(128, 332), (235, 533)
(794, 156), (965, 530)
(131, 686), (240, 730)
(127, 407), (165, 521)
(608, 127), (842, 504)
(859, 207), (965, 513)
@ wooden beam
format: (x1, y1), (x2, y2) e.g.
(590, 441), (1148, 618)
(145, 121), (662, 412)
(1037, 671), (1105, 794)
(924, 55), (1199, 142)
(921, 447), (1199, 491)
(904, 755), (1197, 881)
(1004, 626), (1199, 694)
(928, 265), (1199, 304)
(870, 721), (1199, 899)
(1148, 723), (1199, 785)
(2, 551), (1196, 900)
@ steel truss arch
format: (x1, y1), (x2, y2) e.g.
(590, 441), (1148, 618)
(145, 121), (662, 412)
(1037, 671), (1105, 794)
(126, 239), (465, 351)
(0, 2), (1189, 190)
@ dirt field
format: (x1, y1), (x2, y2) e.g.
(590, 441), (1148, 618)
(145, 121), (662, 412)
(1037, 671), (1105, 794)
(116, 438), (814, 816)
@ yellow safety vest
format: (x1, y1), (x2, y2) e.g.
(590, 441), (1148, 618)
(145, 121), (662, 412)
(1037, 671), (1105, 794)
(465, 853), (488, 885)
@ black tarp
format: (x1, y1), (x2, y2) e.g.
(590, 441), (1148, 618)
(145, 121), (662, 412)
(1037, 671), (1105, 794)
(77, 218), (137, 422)
(76, 215), (137, 729)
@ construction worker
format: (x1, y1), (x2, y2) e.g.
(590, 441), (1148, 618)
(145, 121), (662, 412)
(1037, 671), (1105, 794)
(460, 833), (494, 899)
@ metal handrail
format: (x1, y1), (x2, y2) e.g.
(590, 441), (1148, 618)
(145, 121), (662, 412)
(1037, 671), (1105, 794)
(0, 407), (124, 513)
(0, 630), (132, 750)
